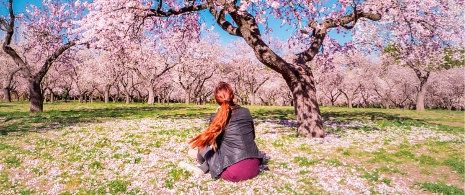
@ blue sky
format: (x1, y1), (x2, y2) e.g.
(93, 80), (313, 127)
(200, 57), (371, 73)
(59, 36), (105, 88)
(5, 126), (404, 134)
(198, 9), (353, 45)
(1, 1), (353, 46)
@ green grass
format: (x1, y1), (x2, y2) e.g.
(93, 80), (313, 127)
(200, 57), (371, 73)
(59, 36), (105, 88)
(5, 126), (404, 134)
(0, 101), (463, 194)
(1, 101), (463, 134)
(418, 181), (464, 195)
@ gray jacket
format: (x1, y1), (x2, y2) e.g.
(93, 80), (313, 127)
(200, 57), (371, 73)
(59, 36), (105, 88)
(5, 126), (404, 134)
(197, 105), (263, 179)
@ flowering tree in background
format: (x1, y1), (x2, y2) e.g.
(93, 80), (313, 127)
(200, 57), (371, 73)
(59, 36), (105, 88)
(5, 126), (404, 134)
(68, 50), (101, 103)
(257, 72), (289, 106)
(226, 40), (271, 105)
(128, 35), (186, 105)
(174, 39), (221, 104)
(355, 0), (465, 111)
(0, 50), (21, 102)
(426, 67), (465, 110)
(41, 62), (72, 103)
(314, 63), (343, 107)
(0, 0), (86, 112)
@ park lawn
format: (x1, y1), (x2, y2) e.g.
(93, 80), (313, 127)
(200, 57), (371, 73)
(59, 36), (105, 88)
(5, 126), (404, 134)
(0, 101), (464, 194)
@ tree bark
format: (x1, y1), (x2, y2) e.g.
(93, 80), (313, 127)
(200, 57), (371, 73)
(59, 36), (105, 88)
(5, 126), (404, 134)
(185, 93), (190, 105)
(50, 92), (54, 103)
(28, 79), (43, 113)
(78, 94), (84, 103)
(125, 93), (130, 104)
(413, 70), (429, 111)
(416, 86), (425, 111)
(383, 99), (389, 109)
(288, 66), (325, 138)
(2, 87), (11, 102)
(250, 93), (256, 105)
(147, 86), (155, 105)
(104, 84), (110, 103)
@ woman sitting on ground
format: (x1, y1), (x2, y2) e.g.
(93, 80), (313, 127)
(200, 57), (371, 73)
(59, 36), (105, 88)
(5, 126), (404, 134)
(188, 81), (264, 182)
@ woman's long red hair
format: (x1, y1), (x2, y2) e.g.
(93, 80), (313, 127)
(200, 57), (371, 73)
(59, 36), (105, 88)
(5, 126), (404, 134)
(189, 82), (234, 151)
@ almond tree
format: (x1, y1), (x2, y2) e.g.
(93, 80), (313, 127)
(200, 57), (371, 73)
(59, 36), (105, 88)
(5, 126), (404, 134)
(128, 35), (185, 105)
(174, 39), (221, 104)
(226, 40), (271, 105)
(0, 50), (21, 102)
(41, 63), (71, 103)
(426, 67), (464, 110)
(314, 65), (343, 106)
(355, 0), (465, 110)
(0, 0), (86, 112)
(67, 50), (101, 103)
(79, 0), (389, 138)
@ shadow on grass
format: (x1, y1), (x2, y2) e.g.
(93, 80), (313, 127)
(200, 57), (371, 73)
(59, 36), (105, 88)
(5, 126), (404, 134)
(1, 104), (460, 136)
(251, 108), (462, 133)
(0, 106), (214, 135)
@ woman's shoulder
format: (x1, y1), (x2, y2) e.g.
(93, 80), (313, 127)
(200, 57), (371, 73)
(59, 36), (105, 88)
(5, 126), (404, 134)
(232, 106), (252, 117)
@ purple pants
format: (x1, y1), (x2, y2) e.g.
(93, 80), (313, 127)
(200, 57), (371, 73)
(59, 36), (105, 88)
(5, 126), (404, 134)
(220, 158), (260, 182)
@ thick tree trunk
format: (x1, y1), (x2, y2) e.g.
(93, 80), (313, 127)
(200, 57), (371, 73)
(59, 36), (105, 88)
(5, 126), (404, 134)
(29, 79), (43, 113)
(2, 87), (11, 102)
(288, 66), (325, 138)
(147, 86), (155, 105)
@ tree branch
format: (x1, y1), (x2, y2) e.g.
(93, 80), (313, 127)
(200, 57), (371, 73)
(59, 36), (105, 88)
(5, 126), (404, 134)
(148, 3), (209, 17)
(209, 8), (242, 37)
(296, 9), (381, 63)
(37, 40), (77, 82)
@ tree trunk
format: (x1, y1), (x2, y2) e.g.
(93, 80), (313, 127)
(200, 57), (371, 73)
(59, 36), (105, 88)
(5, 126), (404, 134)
(3, 87), (11, 102)
(104, 84), (110, 103)
(251, 93), (256, 105)
(288, 67), (325, 138)
(125, 93), (130, 104)
(50, 92), (54, 103)
(147, 86), (155, 105)
(79, 95), (84, 103)
(29, 79), (43, 113)
(185, 94), (190, 105)
(416, 86), (425, 111)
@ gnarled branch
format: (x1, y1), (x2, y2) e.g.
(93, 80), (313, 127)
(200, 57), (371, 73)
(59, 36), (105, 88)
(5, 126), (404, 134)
(148, 3), (209, 17)
(297, 9), (381, 63)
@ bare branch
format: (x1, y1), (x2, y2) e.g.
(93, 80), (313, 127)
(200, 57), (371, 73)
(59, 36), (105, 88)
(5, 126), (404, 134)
(148, 3), (209, 17)
(0, 18), (7, 31)
(322, 9), (381, 30)
(297, 9), (382, 63)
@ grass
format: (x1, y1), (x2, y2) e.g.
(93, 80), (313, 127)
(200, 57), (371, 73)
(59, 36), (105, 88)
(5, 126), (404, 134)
(418, 181), (465, 195)
(0, 101), (463, 194)
(2, 101), (463, 134)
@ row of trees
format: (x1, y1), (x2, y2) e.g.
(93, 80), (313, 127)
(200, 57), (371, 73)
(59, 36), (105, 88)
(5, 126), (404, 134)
(1, 0), (464, 138)
(2, 41), (463, 110)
